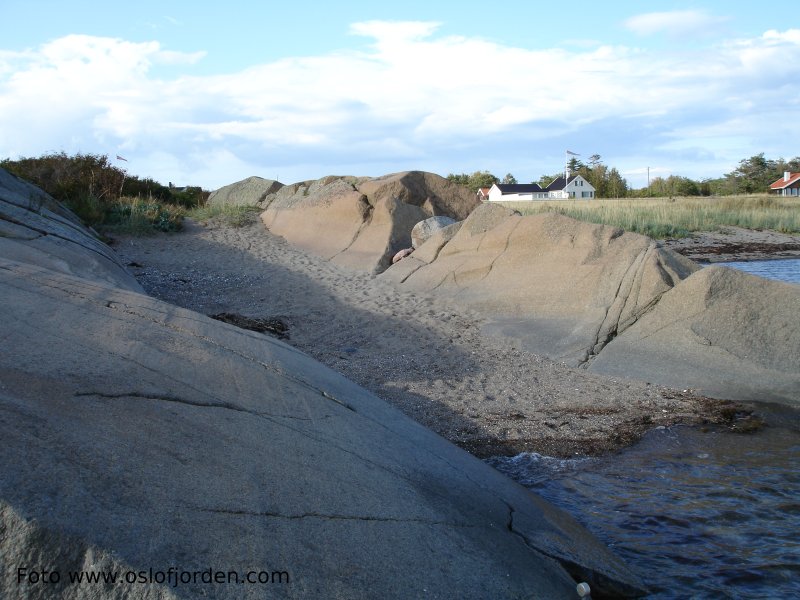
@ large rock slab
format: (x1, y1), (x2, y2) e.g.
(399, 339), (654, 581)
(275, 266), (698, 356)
(0, 168), (645, 597)
(261, 171), (478, 273)
(590, 266), (800, 403)
(383, 204), (698, 365)
(0, 168), (141, 292)
(207, 176), (284, 207)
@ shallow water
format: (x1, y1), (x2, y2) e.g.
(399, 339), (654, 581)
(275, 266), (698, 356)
(716, 258), (800, 284)
(487, 405), (800, 599)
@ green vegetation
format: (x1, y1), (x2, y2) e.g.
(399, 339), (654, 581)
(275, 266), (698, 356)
(105, 198), (185, 234)
(1, 152), (209, 234)
(446, 170), (499, 192)
(187, 204), (262, 228)
(499, 195), (800, 239)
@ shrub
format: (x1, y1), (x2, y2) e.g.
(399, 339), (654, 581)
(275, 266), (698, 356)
(1, 152), (205, 234)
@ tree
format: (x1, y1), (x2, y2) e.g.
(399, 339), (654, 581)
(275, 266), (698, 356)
(446, 173), (470, 187)
(727, 153), (781, 193)
(537, 173), (562, 187)
(469, 170), (500, 190)
(606, 168), (628, 198)
(447, 170), (499, 192)
(502, 173), (518, 184)
(567, 157), (585, 173)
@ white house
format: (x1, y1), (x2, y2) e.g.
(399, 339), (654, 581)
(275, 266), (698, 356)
(487, 175), (595, 201)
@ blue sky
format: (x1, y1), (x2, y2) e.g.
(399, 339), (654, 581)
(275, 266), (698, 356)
(1, 1), (799, 189)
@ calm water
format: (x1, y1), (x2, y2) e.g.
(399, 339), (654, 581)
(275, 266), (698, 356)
(487, 405), (800, 599)
(716, 258), (800, 285)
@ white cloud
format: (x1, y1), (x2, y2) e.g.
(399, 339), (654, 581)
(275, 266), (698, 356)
(624, 10), (730, 37)
(1, 22), (799, 188)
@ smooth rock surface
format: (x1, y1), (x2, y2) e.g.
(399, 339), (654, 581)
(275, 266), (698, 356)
(384, 204), (698, 366)
(590, 265), (800, 403)
(207, 176), (284, 207)
(261, 171), (478, 273)
(0, 169), (645, 598)
(0, 168), (141, 292)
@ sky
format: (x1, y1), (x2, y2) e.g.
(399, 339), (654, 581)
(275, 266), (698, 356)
(1, 1), (799, 190)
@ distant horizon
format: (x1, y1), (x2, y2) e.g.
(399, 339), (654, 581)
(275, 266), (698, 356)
(2, 1), (799, 190)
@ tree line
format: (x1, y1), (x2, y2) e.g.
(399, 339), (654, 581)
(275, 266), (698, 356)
(448, 153), (799, 198)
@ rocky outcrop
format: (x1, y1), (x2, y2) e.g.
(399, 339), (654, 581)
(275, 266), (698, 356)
(382, 203), (800, 404)
(261, 171), (479, 273)
(0, 168), (645, 598)
(207, 176), (284, 207)
(590, 266), (800, 403)
(411, 215), (457, 248)
(383, 204), (698, 366)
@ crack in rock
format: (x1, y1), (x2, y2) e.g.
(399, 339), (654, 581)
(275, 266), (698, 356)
(187, 505), (477, 528)
(101, 300), (357, 413)
(73, 391), (326, 421)
(504, 501), (646, 598)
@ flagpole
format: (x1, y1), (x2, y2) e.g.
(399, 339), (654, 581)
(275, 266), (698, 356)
(115, 154), (128, 197)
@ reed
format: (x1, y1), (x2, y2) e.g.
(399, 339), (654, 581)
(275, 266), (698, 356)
(497, 195), (800, 238)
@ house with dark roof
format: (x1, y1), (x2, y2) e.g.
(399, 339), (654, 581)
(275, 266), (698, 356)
(487, 175), (595, 202)
(769, 171), (800, 196)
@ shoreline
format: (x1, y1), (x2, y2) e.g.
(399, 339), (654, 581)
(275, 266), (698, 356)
(660, 226), (800, 263)
(111, 217), (758, 459)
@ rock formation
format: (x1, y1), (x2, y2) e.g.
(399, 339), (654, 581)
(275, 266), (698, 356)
(261, 171), (478, 273)
(382, 203), (800, 404)
(590, 265), (800, 403)
(0, 168), (644, 598)
(411, 215), (457, 248)
(0, 168), (141, 291)
(207, 176), (284, 207)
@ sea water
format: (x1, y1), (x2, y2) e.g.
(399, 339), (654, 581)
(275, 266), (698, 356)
(487, 405), (800, 598)
(716, 258), (800, 285)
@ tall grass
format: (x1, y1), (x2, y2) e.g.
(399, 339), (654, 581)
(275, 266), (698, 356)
(102, 197), (185, 234)
(497, 195), (800, 238)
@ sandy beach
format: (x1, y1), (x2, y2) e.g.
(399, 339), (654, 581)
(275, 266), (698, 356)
(111, 216), (752, 458)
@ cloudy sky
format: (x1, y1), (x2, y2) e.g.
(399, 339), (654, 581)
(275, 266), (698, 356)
(1, 1), (799, 189)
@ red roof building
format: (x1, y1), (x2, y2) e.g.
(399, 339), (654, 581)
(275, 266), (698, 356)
(769, 171), (800, 196)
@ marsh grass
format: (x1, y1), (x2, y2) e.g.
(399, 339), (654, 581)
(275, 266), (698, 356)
(187, 204), (261, 227)
(498, 195), (800, 238)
